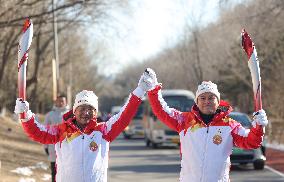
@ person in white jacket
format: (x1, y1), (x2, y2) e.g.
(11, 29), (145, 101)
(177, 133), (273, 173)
(140, 68), (268, 182)
(14, 71), (153, 182)
(43, 94), (69, 182)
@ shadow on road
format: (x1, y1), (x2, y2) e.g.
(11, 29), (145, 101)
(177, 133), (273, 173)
(110, 145), (147, 151)
(110, 164), (180, 173)
(230, 164), (264, 172)
(110, 153), (180, 162)
(110, 144), (178, 151)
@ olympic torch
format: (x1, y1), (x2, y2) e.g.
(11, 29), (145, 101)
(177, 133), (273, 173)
(18, 18), (33, 119)
(241, 29), (262, 112)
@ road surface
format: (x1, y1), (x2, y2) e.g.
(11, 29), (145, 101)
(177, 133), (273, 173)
(108, 136), (284, 182)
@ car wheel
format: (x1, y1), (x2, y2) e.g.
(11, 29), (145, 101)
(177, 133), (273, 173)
(123, 133), (131, 139)
(253, 159), (265, 170)
(146, 139), (151, 147)
(152, 143), (159, 149)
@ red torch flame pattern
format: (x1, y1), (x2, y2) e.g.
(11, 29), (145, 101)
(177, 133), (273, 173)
(241, 29), (262, 111)
(18, 18), (33, 119)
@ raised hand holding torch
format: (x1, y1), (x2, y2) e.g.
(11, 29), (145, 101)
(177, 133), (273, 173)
(241, 29), (262, 113)
(18, 19), (33, 119)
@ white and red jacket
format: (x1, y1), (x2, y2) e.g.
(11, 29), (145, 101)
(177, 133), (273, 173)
(22, 93), (142, 182)
(148, 86), (265, 182)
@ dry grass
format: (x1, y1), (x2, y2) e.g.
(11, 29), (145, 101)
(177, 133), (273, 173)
(0, 116), (50, 182)
(267, 120), (284, 144)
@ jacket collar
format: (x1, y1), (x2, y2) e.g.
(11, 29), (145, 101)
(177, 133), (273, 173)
(65, 116), (101, 135)
(191, 100), (233, 124)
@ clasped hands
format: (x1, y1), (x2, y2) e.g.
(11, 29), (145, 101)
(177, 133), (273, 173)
(138, 68), (158, 92)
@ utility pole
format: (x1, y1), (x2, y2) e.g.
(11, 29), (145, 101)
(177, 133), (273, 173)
(67, 62), (72, 107)
(52, 0), (60, 100)
(52, 58), (57, 101)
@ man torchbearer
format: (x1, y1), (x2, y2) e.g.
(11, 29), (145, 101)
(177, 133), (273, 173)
(14, 71), (153, 182)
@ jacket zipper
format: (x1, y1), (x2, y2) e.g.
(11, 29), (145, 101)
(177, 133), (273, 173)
(81, 129), (85, 182)
(193, 113), (213, 182)
(82, 134), (84, 182)
(201, 124), (211, 182)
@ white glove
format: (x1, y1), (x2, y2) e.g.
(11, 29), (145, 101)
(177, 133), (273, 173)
(15, 98), (29, 114)
(138, 68), (158, 92)
(133, 68), (159, 98)
(14, 98), (33, 121)
(253, 109), (268, 126)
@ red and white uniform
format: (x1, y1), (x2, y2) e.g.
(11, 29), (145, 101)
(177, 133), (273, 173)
(148, 86), (265, 182)
(22, 93), (142, 182)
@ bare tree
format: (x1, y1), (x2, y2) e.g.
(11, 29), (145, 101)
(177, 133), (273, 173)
(0, 0), (134, 113)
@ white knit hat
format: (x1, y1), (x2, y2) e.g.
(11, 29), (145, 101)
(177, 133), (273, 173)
(195, 81), (220, 103)
(73, 90), (98, 113)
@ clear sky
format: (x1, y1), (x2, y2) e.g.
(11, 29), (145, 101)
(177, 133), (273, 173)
(88, 0), (243, 76)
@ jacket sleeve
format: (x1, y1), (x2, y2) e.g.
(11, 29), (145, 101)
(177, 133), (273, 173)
(231, 121), (264, 149)
(147, 85), (184, 133)
(103, 93), (142, 142)
(22, 116), (61, 145)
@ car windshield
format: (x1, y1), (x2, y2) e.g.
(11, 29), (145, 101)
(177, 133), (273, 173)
(229, 113), (252, 128)
(164, 96), (194, 112)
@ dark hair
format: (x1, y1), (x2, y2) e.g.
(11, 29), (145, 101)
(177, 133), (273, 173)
(57, 93), (66, 98)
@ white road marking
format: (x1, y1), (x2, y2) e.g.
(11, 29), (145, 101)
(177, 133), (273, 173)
(265, 165), (284, 178)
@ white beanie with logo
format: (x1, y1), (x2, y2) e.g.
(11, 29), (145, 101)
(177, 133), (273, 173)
(73, 90), (98, 113)
(195, 81), (220, 103)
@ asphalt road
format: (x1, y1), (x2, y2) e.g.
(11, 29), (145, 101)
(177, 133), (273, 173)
(108, 136), (284, 182)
